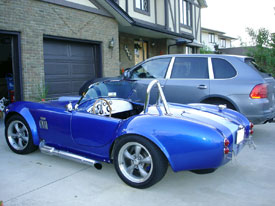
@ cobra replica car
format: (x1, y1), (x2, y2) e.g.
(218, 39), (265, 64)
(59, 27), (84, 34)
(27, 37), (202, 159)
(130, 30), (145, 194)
(4, 80), (254, 188)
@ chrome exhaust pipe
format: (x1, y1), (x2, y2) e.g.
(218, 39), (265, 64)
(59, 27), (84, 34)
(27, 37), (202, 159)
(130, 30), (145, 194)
(39, 141), (102, 170)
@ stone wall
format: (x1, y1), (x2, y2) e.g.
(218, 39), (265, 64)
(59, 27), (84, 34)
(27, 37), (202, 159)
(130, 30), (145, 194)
(0, 0), (119, 100)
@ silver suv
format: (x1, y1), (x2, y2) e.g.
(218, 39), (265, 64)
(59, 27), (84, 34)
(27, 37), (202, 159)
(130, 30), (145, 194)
(81, 54), (275, 124)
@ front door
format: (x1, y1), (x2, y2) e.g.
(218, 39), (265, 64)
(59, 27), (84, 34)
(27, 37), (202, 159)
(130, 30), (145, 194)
(71, 111), (120, 147)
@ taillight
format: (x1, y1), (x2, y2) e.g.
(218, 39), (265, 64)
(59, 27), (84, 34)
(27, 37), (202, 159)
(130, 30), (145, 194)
(250, 122), (254, 129)
(249, 122), (254, 135)
(224, 139), (230, 147)
(224, 138), (230, 154)
(224, 147), (230, 154)
(250, 84), (268, 99)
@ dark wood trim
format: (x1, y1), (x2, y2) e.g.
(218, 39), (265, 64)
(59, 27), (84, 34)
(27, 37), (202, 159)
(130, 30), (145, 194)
(178, 0), (180, 34)
(200, 8), (202, 42)
(195, 6), (201, 40)
(194, 4), (197, 37)
(174, 0), (177, 32)
(154, 0), (157, 24)
(0, 30), (23, 101)
(126, 0), (128, 13)
(40, 0), (112, 17)
(168, 0), (176, 32)
(164, 0), (169, 29)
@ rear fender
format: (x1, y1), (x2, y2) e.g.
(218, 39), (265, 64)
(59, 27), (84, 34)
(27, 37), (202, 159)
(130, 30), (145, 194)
(115, 115), (225, 172)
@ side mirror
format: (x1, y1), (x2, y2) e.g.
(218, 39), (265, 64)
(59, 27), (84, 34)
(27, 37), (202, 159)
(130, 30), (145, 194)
(66, 102), (73, 112)
(123, 68), (131, 79)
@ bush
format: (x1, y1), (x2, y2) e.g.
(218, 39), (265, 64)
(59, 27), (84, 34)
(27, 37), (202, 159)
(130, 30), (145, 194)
(246, 28), (275, 77)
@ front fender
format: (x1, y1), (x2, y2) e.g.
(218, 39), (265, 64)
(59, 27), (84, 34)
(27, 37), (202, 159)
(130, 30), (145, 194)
(116, 114), (226, 172)
(5, 102), (40, 145)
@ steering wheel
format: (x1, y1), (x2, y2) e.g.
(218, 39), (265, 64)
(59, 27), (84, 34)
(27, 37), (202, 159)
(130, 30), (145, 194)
(91, 98), (112, 117)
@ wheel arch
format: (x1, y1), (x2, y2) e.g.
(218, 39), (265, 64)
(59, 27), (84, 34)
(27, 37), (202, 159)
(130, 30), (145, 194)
(200, 95), (239, 111)
(5, 109), (40, 146)
(110, 133), (171, 168)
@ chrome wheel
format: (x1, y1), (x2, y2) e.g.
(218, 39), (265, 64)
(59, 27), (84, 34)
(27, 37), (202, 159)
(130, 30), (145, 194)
(118, 142), (153, 183)
(7, 120), (29, 151)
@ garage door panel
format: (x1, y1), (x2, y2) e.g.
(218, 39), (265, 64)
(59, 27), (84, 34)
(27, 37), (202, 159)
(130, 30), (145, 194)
(71, 43), (94, 57)
(44, 40), (68, 57)
(44, 63), (70, 75)
(44, 38), (99, 98)
(46, 81), (72, 96)
(71, 64), (95, 76)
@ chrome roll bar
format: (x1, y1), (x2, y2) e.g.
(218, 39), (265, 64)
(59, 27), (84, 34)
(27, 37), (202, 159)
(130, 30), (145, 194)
(143, 79), (171, 115)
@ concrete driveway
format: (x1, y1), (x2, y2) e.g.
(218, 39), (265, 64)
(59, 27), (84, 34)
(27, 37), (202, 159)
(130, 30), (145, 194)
(0, 118), (275, 206)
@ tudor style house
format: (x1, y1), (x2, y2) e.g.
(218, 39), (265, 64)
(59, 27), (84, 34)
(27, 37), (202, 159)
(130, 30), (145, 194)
(0, 0), (207, 101)
(201, 27), (236, 51)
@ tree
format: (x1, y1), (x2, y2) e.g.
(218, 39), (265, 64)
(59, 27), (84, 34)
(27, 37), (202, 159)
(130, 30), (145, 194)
(246, 28), (275, 77)
(199, 43), (213, 54)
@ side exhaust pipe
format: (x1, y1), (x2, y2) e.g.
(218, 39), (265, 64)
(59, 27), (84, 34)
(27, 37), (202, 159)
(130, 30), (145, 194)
(39, 141), (102, 170)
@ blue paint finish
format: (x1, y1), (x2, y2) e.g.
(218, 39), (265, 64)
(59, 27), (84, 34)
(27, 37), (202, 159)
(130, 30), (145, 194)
(5, 101), (40, 145)
(71, 111), (120, 147)
(4, 83), (251, 173)
(115, 114), (231, 171)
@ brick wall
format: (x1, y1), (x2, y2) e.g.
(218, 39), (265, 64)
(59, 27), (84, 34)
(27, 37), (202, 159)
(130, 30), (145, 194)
(0, 0), (119, 100)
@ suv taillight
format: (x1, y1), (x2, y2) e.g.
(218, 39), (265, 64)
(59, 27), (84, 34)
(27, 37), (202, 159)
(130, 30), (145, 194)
(249, 84), (268, 99)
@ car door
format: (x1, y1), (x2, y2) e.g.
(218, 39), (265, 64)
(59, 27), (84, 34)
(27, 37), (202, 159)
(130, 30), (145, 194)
(164, 57), (210, 104)
(31, 106), (72, 146)
(71, 110), (121, 147)
(128, 57), (172, 104)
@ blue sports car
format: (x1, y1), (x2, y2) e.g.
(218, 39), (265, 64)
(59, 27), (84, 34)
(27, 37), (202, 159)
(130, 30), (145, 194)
(4, 80), (254, 188)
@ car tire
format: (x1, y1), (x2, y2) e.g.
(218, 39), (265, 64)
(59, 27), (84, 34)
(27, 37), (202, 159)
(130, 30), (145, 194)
(114, 135), (168, 189)
(5, 115), (38, 154)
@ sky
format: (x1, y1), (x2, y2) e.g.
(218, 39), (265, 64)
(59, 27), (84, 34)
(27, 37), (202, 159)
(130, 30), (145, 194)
(201, 0), (275, 46)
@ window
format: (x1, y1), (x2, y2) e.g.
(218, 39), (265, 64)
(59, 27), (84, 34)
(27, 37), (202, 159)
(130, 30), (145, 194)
(209, 33), (215, 43)
(134, 0), (149, 15)
(171, 57), (209, 79)
(131, 58), (171, 79)
(220, 39), (226, 48)
(180, 0), (192, 27)
(212, 58), (237, 79)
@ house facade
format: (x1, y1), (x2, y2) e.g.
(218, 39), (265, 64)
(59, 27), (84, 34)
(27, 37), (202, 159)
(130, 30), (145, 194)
(0, 0), (207, 102)
(201, 27), (236, 51)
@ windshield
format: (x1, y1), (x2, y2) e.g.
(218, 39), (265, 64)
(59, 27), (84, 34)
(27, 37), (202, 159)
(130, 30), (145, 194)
(78, 80), (139, 105)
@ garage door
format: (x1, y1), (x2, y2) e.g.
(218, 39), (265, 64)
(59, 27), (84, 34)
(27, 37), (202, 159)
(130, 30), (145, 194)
(43, 38), (100, 98)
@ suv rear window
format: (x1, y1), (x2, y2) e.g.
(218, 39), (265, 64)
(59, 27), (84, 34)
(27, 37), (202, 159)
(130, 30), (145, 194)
(245, 58), (272, 78)
(171, 57), (208, 79)
(212, 58), (237, 79)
